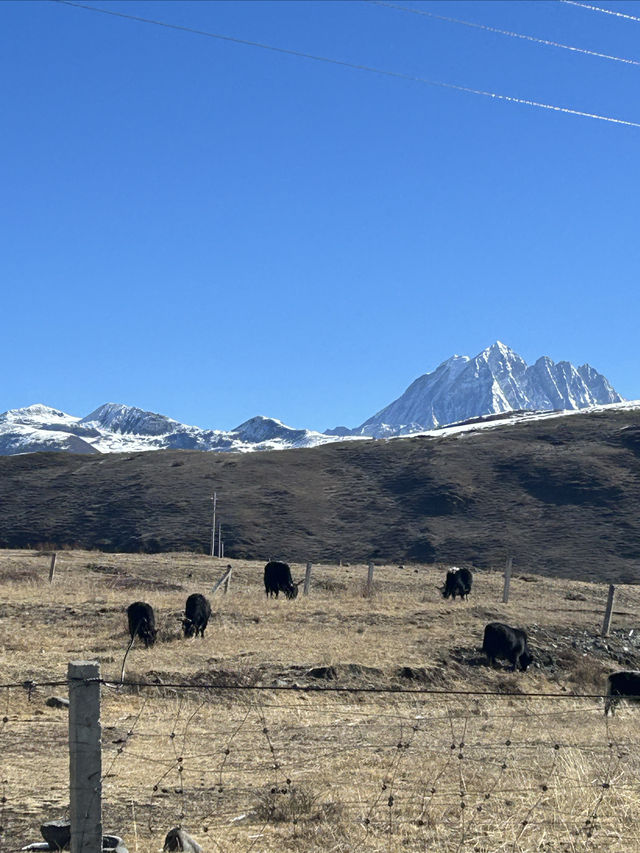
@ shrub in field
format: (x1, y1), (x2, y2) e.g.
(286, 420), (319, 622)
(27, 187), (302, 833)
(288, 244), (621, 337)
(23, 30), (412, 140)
(255, 784), (336, 825)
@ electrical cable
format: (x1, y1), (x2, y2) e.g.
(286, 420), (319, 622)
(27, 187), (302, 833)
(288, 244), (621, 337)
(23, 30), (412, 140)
(372, 0), (640, 67)
(561, 0), (640, 24)
(51, 0), (640, 129)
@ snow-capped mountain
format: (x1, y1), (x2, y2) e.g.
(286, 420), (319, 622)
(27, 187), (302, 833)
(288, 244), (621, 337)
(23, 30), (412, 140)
(329, 342), (625, 438)
(81, 403), (184, 437)
(0, 404), (346, 456)
(0, 342), (628, 455)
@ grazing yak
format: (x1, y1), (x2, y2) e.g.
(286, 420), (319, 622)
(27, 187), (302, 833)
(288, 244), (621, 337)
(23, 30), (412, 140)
(183, 593), (212, 638)
(442, 567), (473, 600)
(264, 561), (299, 599)
(604, 670), (640, 716)
(482, 622), (532, 671)
(127, 601), (157, 648)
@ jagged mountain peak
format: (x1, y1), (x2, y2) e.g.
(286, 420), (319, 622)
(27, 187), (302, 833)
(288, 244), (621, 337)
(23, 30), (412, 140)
(476, 341), (527, 370)
(352, 343), (624, 437)
(481, 340), (516, 356)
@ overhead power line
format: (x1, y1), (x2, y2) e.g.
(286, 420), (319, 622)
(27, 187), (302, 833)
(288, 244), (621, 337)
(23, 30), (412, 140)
(372, 0), (640, 67)
(52, 0), (640, 129)
(561, 0), (640, 24)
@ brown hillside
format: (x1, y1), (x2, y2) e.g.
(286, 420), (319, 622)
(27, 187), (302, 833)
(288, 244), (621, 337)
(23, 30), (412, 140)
(1, 408), (639, 582)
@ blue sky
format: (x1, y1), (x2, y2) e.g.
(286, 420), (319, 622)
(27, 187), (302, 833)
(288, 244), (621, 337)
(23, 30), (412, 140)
(2, 0), (638, 431)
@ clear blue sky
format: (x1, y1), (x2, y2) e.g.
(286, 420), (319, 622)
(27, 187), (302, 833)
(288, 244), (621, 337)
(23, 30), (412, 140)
(2, 0), (638, 431)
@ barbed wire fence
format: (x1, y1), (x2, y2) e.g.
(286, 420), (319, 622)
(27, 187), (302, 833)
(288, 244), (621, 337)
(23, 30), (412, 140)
(1, 554), (640, 851)
(1, 668), (640, 853)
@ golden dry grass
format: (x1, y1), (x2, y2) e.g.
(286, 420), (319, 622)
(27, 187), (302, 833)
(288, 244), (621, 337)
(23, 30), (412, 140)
(0, 549), (639, 852)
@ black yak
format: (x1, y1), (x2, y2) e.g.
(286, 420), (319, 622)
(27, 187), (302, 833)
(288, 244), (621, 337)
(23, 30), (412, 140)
(482, 622), (532, 671)
(264, 561), (299, 599)
(442, 567), (473, 600)
(127, 601), (157, 648)
(183, 593), (212, 638)
(604, 670), (640, 716)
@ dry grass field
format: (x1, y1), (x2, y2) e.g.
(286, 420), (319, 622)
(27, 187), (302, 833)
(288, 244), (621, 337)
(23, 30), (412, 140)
(1, 549), (640, 852)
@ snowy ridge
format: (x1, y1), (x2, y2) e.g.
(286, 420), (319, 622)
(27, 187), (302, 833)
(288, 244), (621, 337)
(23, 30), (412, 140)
(0, 403), (352, 456)
(0, 342), (631, 456)
(393, 399), (640, 442)
(0, 398), (637, 457)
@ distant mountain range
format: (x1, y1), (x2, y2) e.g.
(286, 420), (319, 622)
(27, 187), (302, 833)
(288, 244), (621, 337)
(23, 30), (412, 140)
(0, 404), (338, 456)
(0, 342), (628, 455)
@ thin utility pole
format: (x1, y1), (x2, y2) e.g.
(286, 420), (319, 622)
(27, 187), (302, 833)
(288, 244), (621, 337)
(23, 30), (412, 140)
(502, 555), (513, 604)
(218, 521), (222, 560)
(211, 493), (217, 557)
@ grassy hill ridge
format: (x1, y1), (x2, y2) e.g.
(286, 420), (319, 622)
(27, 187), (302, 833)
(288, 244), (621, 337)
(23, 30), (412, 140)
(1, 407), (639, 583)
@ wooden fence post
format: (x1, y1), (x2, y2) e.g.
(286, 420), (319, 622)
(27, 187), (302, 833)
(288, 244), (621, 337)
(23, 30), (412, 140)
(223, 564), (232, 594)
(601, 584), (616, 637)
(211, 565), (232, 596)
(502, 556), (513, 604)
(303, 562), (312, 596)
(68, 660), (102, 853)
(49, 553), (57, 583)
(366, 562), (375, 597)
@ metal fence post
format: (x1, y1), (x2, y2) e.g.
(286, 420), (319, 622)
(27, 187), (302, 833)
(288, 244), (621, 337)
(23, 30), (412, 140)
(68, 660), (102, 853)
(601, 584), (616, 637)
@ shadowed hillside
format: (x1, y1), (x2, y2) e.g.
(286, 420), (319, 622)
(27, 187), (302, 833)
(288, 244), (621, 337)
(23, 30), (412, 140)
(1, 407), (639, 582)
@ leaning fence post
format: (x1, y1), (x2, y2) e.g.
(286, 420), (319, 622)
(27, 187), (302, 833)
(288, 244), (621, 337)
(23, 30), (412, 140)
(211, 565), (232, 596)
(366, 562), (375, 597)
(49, 553), (57, 583)
(502, 556), (513, 604)
(303, 562), (312, 596)
(601, 584), (616, 637)
(68, 660), (102, 853)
